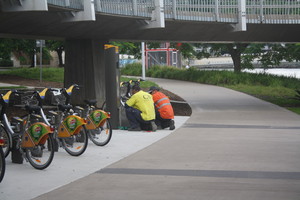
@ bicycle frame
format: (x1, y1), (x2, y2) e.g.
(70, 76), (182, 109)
(0, 90), (54, 168)
(1, 91), (17, 156)
(33, 87), (87, 137)
(83, 106), (110, 129)
(21, 121), (52, 148)
(1, 91), (52, 145)
(33, 86), (88, 156)
(66, 87), (112, 146)
(0, 114), (13, 151)
(0, 138), (5, 182)
(57, 114), (86, 137)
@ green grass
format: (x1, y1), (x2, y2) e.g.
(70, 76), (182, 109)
(287, 107), (300, 114)
(0, 67), (64, 82)
(0, 86), (26, 89)
(0, 67), (157, 89)
(227, 84), (299, 107)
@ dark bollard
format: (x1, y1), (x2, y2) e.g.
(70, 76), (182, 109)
(11, 137), (23, 164)
(52, 139), (59, 152)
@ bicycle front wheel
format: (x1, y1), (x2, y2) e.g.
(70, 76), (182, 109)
(25, 134), (55, 170)
(0, 147), (5, 182)
(62, 126), (88, 156)
(88, 119), (112, 146)
(0, 125), (11, 158)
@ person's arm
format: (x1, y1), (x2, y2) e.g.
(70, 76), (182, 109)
(125, 94), (136, 108)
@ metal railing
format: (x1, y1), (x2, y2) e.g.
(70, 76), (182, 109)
(94, 0), (154, 17)
(164, 0), (300, 24)
(47, 0), (83, 10)
(45, 0), (300, 24)
(164, 0), (238, 23)
(246, 0), (300, 24)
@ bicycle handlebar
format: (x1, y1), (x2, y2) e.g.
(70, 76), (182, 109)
(119, 79), (145, 99)
(12, 90), (23, 94)
(120, 78), (144, 87)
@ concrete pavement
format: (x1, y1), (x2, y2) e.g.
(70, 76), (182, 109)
(0, 116), (188, 200)
(0, 82), (23, 87)
(0, 81), (189, 200)
(2, 78), (300, 200)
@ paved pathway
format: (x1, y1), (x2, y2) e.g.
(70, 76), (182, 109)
(34, 78), (300, 200)
(3, 78), (300, 200)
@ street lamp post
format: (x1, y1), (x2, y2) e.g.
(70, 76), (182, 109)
(36, 40), (45, 82)
(141, 42), (146, 80)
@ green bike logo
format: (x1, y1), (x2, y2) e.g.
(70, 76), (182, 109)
(67, 117), (77, 130)
(32, 124), (42, 138)
(91, 111), (102, 124)
(29, 124), (46, 142)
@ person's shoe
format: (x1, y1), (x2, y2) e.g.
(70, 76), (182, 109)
(169, 120), (175, 130)
(151, 121), (157, 132)
(128, 127), (141, 131)
(157, 125), (163, 130)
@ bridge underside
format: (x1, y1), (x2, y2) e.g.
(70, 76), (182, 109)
(0, 10), (299, 43)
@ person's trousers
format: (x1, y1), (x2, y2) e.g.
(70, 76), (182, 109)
(155, 112), (172, 129)
(125, 107), (152, 130)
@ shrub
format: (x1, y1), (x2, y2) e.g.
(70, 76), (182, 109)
(121, 63), (142, 76)
(0, 59), (13, 67)
(121, 64), (300, 90)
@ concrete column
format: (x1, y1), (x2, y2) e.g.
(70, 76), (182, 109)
(64, 39), (106, 107)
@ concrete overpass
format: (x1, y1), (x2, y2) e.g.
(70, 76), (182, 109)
(1, 0), (300, 127)
(0, 0), (300, 42)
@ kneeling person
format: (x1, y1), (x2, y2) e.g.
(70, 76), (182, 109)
(125, 85), (157, 131)
(149, 86), (175, 130)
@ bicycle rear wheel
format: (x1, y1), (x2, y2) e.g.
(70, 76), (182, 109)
(62, 126), (88, 156)
(88, 119), (112, 146)
(0, 125), (11, 158)
(0, 146), (5, 182)
(25, 134), (55, 170)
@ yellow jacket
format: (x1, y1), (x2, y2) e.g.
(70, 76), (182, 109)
(126, 90), (155, 121)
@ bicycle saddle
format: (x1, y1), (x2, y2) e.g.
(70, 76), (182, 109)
(25, 105), (41, 114)
(84, 99), (97, 106)
(58, 104), (73, 112)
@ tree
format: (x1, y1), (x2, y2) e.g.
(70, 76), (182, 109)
(0, 38), (52, 67)
(46, 40), (65, 67)
(194, 43), (300, 73)
(111, 41), (142, 58)
(171, 43), (196, 59)
(243, 43), (300, 70)
(0, 38), (14, 60)
(13, 39), (37, 67)
(111, 41), (300, 73)
(112, 41), (197, 64)
(194, 43), (250, 73)
(0, 38), (37, 67)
